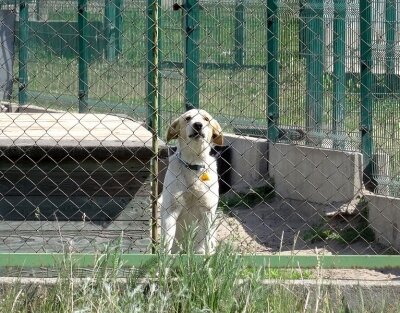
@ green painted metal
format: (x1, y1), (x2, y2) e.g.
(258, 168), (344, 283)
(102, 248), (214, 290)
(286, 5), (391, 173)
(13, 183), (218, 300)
(266, 0), (279, 143)
(104, 0), (116, 61)
(385, 0), (396, 92)
(332, 0), (346, 149)
(303, 0), (324, 145)
(78, 0), (89, 113)
(18, 0), (28, 106)
(115, 0), (123, 57)
(1, 253), (400, 270)
(184, 0), (200, 110)
(359, 0), (373, 181)
(234, 0), (245, 67)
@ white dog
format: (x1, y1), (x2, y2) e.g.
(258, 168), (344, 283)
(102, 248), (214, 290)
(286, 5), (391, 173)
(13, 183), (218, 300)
(159, 109), (223, 254)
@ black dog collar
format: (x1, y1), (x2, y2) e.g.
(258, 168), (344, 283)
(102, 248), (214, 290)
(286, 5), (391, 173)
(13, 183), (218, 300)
(176, 152), (206, 171)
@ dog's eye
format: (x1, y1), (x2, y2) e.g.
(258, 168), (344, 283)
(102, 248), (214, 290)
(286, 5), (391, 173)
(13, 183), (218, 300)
(203, 116), (210, 122)
(185, 116), (192, 121)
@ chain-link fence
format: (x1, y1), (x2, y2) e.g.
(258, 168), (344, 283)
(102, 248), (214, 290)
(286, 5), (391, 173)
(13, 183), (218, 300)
(0, 0), (399, 264)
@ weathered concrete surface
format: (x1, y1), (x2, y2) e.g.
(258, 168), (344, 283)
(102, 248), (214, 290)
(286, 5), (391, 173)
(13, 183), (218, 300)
(269, 143), (363, 203)
(224, 134), (269, 191)
(366, 193), (400, 250)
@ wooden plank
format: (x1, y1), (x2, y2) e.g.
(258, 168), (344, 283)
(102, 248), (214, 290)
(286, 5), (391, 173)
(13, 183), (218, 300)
(0, 195), (151, 221)
(0, 229), (151, 253)
(0, 113), (153, 148)
(0, 169), (149, 196)
(0, 158), (151, 172)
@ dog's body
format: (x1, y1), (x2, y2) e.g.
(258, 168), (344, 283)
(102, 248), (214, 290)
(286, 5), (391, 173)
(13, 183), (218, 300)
(159, 109), (223, 254)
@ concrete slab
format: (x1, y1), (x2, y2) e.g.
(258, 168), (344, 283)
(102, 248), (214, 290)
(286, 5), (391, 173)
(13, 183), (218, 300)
(366, 193), (400, 250)
(269, 143), (363, 203)
(224, 134), (269, 191)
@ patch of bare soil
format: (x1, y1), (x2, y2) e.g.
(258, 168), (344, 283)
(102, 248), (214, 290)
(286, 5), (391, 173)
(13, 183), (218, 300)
(216, 197), (400, 281)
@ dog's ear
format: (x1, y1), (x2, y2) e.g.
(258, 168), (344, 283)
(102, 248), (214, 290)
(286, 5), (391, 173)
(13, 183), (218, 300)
(166, 117), (180, 142)
(211, 119), (223, 146)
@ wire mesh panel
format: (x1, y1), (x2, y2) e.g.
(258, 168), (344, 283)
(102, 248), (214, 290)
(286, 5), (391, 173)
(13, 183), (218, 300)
(0, 0), (155, 254)
(0, 0), (399, 267)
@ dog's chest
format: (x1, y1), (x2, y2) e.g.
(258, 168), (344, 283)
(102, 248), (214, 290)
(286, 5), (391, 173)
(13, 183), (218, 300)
(167, 162), (218, 207)
(182, 170), (218, 207)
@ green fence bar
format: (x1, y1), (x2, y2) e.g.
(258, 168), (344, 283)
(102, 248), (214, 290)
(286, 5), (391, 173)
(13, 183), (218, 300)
(234, 0), (245, 67)
(2, 253), (400, 270)
(184, 0), (200, 110)
(78, 0), (89, 112)
(104, 0), (116, 61)
(267, 0), (279, 142)
(360, 0), (374, 188)
(385, 0), (396, 92)
(115, 0), (123, 57)
(332, 0), (346, 149)
(303, 0), (324, 145)
(18, 0), (28, 106)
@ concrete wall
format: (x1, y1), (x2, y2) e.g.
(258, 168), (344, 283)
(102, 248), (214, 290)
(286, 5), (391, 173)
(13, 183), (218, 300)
(224, 136), (363, 203)
(269, 143), (363, 203)
(224, 134), (269, 191)
(366, 194), (400, 250)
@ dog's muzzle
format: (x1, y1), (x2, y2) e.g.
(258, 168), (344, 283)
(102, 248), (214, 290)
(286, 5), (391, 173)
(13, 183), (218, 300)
(189, 122), (205, 139)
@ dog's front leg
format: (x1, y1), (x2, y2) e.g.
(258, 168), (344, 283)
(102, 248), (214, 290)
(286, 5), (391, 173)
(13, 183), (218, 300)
(194, 210), (217, 254)
(160, 206), (181, 254)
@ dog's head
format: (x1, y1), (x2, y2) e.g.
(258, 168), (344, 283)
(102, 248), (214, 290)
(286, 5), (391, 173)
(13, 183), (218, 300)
(166, 109), (223, 146)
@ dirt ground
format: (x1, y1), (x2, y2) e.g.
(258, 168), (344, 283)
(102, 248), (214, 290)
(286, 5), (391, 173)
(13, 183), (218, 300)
(216, 196), (400, 281)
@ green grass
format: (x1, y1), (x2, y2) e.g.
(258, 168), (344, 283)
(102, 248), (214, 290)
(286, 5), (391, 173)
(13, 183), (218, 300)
(1, 241), (396, 313)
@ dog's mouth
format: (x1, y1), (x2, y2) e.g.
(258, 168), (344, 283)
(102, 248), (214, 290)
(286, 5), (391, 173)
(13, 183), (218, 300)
(188, 131), (205, 139)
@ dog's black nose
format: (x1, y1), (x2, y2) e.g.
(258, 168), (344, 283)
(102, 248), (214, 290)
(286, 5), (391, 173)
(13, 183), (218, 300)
(192, 122), (203, 131)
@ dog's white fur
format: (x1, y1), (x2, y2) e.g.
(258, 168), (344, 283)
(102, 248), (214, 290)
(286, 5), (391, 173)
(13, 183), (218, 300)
(159, 109), (223, 254)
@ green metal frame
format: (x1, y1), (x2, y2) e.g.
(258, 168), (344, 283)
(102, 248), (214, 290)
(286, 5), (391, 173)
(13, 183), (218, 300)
(234, 0), (245, 67)
(266, 0), (279, 143)
(303, 0), (324, 144)
(1, 253), (400, 269)
(115, 0), (123, 57)
(104, 0), (116, 61)
(385, 0), (396, 92)
(360, 0), (374, 183)
(78, 0), (89, 112)
(332, 0), (346, 149)
(18, 0), (28, 106)
(183, 0), (200, 110)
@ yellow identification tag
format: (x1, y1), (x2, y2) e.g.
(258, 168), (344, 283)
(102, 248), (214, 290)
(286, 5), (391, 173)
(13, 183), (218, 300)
(200, 171), (210, 181)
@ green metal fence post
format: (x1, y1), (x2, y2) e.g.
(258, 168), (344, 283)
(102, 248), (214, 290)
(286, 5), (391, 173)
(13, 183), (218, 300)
(267, 0), (279, 142)
(184, 0), (200, 110)
(385, 0), (396, 92)
(78, 0), (89, 112)
(104, 0), (116, 61)
(332, 0), (346, 149)
(304, 0), (324, 145)
(360, 0), (374, 189)
(18, 0), (28, 106)
(234, 0), (245, 67)
(115, 0), (123, 57)
(146, 0), (160, 253)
